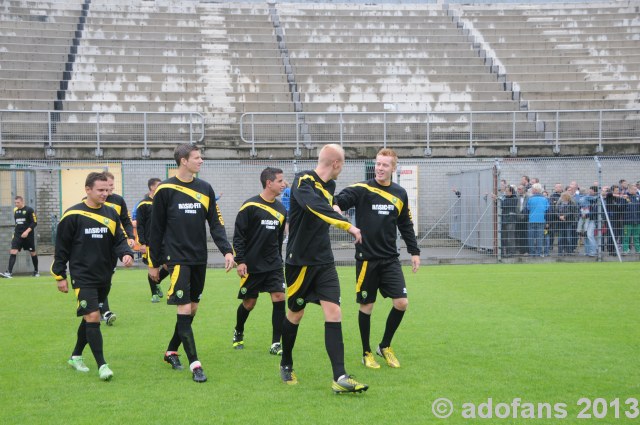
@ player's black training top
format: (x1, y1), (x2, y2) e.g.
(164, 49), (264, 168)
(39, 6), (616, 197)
(233, 194), (287, 273)
(286, 169), (352, 266)
(105, 193), (134, 239)
(13, 205), (37, 236)
(335, 179), (421, 260)
(135, 194), (153, 245)
(148, 176), (232, 267)
(51, 201), (133, 286)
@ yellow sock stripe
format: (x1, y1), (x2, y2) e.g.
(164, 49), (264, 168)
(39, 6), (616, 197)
(286, 266), (307, 298)
(350, 183), (404, 214)
(167, 265), (180, 298)
(60, 210), (117, 236)
(155, 183), (210, 212)
(356, 261), (368, 293)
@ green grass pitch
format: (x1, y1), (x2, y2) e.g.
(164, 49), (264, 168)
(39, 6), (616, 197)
(0, 263), (638, 424)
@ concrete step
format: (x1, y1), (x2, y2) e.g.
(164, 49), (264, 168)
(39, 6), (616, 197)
(291, 64), (492, 75)
(74, 54), (203, 65)
(0, 60), (68, 71)
(525, 99), (639, 110)
(66, 80), (208, 92)
(1, 89), (58, 100)
(508, 71), (640, 82)
(297, 73), (501, 84)
(294, 81), (508, 93)
(65, 91), (209, 103)
(0, 42), (72, 53)
(72, 63), (208, 74)
(0, 99), (55, 110)
(82, 30), (204, 42)
(0, 79), (61, 90)
(298, 100), (520, 113)
(300, 91), (514, 103)
(287, 58), (492, 67)
(286, 49), (480, 59)
(81, 23), (203, 33)
(61, 100), (209, 113)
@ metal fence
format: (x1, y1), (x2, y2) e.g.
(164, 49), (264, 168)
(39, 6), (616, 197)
(0, 155), (638, 273)
(240, 109), (640, 156)
(0, 110), (205, 158)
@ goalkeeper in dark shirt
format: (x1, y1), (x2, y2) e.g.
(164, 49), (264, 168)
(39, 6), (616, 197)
(148, 144), (234, 383)
(279, 143), (368, 394)
(1, 195), (39, 278)
(232, 167), (287, 355)
(51, 172), (134, 381)
(335, 148), (420, 370)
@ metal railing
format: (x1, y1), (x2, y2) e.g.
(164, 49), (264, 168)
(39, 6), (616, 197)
(0, 110), (205, 158)
(240, 109), (640, 156)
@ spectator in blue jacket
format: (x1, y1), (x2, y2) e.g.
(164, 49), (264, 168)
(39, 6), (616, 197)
(526, 183), (549, 257)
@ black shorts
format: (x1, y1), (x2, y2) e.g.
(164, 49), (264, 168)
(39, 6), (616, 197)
(10, 234), (35, 252)
(167, 264), (207, 305)
(238, 268), (285, 299)
(74, 286), (110, 317)
(284, 263), (341, 312)
(355, 257), (407, 304)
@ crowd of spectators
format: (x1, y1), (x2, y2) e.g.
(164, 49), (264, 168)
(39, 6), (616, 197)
(495, 176), (640, 258)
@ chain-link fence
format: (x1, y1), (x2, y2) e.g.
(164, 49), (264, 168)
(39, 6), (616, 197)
(0, 155), (638, 273)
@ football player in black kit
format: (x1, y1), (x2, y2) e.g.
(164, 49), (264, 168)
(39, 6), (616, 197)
(335, 148), (420, 370)
(51, 172), (134, 381)
(232, 167), (287, 355)
(148, 144), (234, 383)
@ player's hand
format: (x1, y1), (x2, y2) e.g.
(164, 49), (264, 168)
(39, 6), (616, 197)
(57, 279), (69, 293)
(332, 204), (343, 214)
(237, 263), (248, 278)
(138, 244), (147, 254)
(21, 230), (29, 238)
(121, 255), (134, 267)
(127, 238), (135, 248)
(348, 225), (362, 244)
(224, 253), (235, 273)
(149, 267), (160, 282)
(411, 255), (420, 273)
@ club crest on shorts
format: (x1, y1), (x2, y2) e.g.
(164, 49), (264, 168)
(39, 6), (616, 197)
(80, 300), (87, 308)
(296, 298), (304, 306)
(361, 291), (368, 299)
(176, 290), (184, 299)
(240, 287), (247, 295)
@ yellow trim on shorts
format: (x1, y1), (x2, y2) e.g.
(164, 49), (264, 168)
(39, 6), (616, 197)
(356, 260), (368, 293)
(167, 265), (180, 298)
(287, 266), (307, 298)
(74, 287), (81, 309)
(239, 273), (249, 287)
